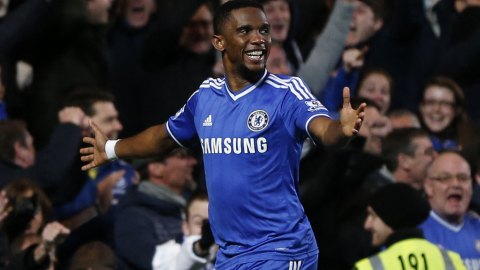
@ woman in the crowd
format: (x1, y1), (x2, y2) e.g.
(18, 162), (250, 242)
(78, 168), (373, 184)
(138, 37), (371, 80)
(354, 68), (392, 115)
(419, 76), (479, 150)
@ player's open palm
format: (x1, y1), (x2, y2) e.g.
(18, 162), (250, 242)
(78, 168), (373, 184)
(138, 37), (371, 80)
(340, 87), (366, 137)
(80, 120), (110, 171)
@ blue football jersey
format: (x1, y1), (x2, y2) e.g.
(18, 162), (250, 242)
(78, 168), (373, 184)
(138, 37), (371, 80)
(420, 210), (480, 270)
(166, 70), (329, 268)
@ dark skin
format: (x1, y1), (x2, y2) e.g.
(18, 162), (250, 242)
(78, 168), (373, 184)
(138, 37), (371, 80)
(80, 7), (365, 173)
(81, 7), (365, 171)
(80, 8), (364, 256)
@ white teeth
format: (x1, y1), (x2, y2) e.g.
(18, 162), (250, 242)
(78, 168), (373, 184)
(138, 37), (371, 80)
(247, 51), (263, 56)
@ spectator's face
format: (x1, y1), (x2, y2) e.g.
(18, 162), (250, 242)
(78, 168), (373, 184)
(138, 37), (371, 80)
(215, 7), (271, 75)
(357, 73), (391, 115)
(266, 45), (291, 75)
(364, 206), (393, 246)
(179, 5), (214, 55)
(91, 102), (123, 140)
(408, 136), (437, 188)
(26, 210), (43, 234)
(163, 152), (198, 194)
(16, 132), (35, 168)
(345, 1), (383, 46)
(358, 106), (391, 155)
(420, 86), (456, 133)
(263, 0), (290, 43)
(388, 114), (421, 129)
(87, 0), (113, 24)
(124, 0), (156, 28)
(183, 199), (209, 236)
(0, 0), (9, 18)
(424, 153), (472, 223)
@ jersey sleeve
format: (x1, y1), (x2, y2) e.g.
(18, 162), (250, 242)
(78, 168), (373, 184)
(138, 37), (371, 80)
(280, 77), (330, 142)
(165, 90), (200, 148)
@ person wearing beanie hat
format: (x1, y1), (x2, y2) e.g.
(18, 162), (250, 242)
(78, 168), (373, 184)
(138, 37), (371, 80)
(354, 183), (466, 270)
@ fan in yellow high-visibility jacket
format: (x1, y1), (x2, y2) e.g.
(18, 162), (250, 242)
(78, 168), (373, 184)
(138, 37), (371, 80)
(353, 183), (466, 270)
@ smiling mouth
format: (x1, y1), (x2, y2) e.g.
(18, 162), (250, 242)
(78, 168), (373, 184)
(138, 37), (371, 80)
(245, 50), (265, 61)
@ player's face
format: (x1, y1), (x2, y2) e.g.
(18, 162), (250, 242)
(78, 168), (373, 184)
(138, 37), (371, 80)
(124, 0), (156, 28)
(424, 153), (472, 223)
(262, 0), (290, 43)
(179, 5), (214, 55)
(345, 1), (383, 47)
(420, 86), (456, 133)
(364, 206), (393, 246)
(182, 199), (209, 236)
(220, 7), (271, 75)
(356, 73), (391, 115)
(91, 101), (123, 140)
(266, 44), (291, 75)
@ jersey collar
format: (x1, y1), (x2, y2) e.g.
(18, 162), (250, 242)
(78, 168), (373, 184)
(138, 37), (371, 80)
(430, 210), (465, 232)
(224, 69), (268, 101)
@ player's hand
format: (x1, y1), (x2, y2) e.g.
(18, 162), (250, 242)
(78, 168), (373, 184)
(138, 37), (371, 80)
(80, 120), (110, 171)
(340, 87), (366, 137)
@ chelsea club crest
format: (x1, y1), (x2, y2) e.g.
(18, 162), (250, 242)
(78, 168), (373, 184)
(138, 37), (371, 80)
(248, 110), (269, 132)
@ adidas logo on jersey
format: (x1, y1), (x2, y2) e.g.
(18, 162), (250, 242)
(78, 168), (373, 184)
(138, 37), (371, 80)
(203, 115), (213, 126)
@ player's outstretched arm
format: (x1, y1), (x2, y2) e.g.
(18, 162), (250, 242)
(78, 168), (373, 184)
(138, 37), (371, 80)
(309, 87), (366, 146)
(80, 121), (177, 171)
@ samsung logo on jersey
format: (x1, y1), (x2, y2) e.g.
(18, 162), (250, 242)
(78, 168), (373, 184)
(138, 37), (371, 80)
(200, 138), (268, 154)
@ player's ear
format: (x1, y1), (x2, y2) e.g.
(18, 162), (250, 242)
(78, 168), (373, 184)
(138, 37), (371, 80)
(212, 35), (225, 52)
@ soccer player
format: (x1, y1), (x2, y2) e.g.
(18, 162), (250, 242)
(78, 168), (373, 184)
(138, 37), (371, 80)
(80, 1), (365, 269)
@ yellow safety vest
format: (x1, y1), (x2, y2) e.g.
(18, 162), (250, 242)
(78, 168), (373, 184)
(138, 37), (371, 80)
(354, 238), (466, 270)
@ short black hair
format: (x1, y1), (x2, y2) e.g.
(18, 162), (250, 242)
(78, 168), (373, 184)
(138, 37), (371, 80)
(64, 87), (115, 117)
(382, 128), (429, 172)
(213, 0), (264, 35)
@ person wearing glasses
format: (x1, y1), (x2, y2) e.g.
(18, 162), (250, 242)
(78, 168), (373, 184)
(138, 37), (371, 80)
(420, 151), (480, 270)
(419, 77), (479, 151)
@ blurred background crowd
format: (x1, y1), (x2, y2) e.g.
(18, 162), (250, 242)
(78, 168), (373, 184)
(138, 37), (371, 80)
(0, 0), (480, 269)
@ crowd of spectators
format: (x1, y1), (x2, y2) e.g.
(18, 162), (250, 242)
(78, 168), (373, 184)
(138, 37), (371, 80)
(0, 0), (480, 269)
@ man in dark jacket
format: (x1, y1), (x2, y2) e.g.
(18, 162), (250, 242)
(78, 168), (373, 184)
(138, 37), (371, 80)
(114, 149), (197, 270)
(0, 107), (88, 205)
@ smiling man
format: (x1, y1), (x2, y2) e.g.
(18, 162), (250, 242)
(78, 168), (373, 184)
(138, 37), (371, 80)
(420, 152), (480, 270)
(80, 1), (365, 269)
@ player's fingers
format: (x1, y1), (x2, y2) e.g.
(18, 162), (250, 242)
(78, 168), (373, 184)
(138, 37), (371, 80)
(80, 147), (94, 154)
(358, 112), (366, 118)
(82, 162), (96, 171)
(355, 102), (366, 114)
(83, 137), (96, 145)
(81, 154), (94, 162)
(342, 87), (351, 108)
(89, 120), (103, 136)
